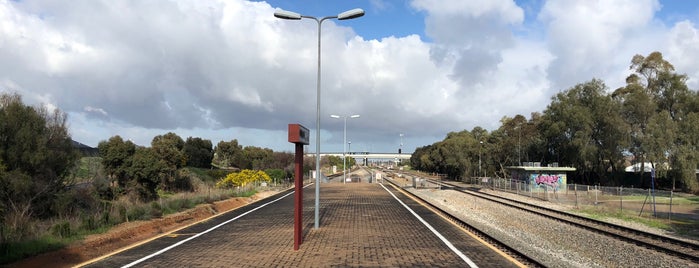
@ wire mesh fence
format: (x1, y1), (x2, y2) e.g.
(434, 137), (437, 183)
(462, 177), (699, 222)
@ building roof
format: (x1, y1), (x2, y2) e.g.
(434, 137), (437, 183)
(506, 166), (576, 172)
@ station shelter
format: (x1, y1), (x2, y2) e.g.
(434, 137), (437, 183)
(506, 163), (576, 192)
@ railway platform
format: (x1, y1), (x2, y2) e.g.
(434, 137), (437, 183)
(81, 181), (522, 267)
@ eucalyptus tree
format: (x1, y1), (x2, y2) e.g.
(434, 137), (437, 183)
(438, 130), (477, 179)
(410, 128), (486, 179)
(410, 144), (435, 172)
(654, 70), (698, 191)
(489, 114), (546, 177)
(541, 79), (627, 184)
(613, 52), (697, 191)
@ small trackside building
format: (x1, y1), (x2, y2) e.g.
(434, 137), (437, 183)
(506, 163), (576, 192)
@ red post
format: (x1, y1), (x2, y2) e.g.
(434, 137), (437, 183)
(288, 124), (309, 250)
(294, 143), (303, 250)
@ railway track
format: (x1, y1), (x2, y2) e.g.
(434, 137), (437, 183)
(379, 174), (546, 267)
(415, 176), (699, 263)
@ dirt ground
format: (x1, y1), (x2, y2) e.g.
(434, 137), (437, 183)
(7, 191), (279, 268)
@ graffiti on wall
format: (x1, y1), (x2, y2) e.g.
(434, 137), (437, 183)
(536, 174), (560, 185)
(530, 173), (566, 191)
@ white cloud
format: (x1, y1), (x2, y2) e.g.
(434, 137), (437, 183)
(1, 0), (697, 153)
(411, 0), (523, 23)
(539, 0), (662, 91)
(84, 106), (108, 116)
(665, 21), (699, 89)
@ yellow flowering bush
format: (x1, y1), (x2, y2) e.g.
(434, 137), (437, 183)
(216, 169), (271, 188)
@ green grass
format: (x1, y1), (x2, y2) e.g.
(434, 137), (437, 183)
(618, 195), (651, 201)
(236, 189), (258, 198)
(0, 220), (116, 265)
(575, 207), (691, 232)
(0, 236), (66, 264)
(73, 157), (102, 181)
(0, 184), (265, 265)
(618, 194), (699, 205)
(672, 196), (699, 205)
(185, 167), (211, 179)
(184, 167), (234, 183)
(2, 162), (271, 265)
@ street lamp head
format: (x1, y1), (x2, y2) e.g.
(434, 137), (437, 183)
(274, 9), (302, 20)
(337, 8), (365, 20)
(330, 115), (340, 119)
(350, 114), (360, 118)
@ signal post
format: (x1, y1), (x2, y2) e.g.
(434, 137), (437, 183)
(288, 124), (309, 250)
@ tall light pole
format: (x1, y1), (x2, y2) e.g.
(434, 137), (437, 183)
(348, 141), (352, 169)
(275, 8), (364, 229)
(330, 114), (360, 184)
(398, 133), (404, 166)
(479, 141), (483, 177)
(348, 140), (353, 176)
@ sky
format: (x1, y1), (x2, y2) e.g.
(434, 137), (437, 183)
(1, 0), (698, 154)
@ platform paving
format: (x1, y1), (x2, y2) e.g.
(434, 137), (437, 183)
(83, 181), (520, 267)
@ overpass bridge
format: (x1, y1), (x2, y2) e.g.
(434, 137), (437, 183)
(305, 152), (412, 160)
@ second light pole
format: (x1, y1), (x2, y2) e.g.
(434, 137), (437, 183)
(331, 114), (360, 183)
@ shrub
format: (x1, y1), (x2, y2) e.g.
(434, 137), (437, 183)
(216, 169), (271, 189)
(127, 206), (148, 221)
(51, 221), (71, 238)
(150, 202), (163, 218)
(206, 169), (232, 181)
(173, 169), (194, 191)
(80, 214), (98, 231)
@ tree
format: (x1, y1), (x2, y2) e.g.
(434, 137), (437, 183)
(327, 155), (343, 169)
(265, 168), (287, 184)
(410, 144), (432, 171)
(242, 146), (274, 170)
(437, 130), (476, 179)
(128, 147), (169, 201)
(410, 129), (481, 179)
(490, 115), (530, 176)
(98, 136), (136, 189)
(614, 51), (698, 191)
(151, 132), (186, 169)
(183, 137), (213, 168)
(213, 140), (243, 169)
(541, 79), (627, 184)
(673, 112), (699, 192)
(0, 92), (78, 241)
(271, 151), (295, 175)
(150, 132), (186, 190)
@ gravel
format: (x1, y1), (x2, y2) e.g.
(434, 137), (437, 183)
(405, 185), (698, 268)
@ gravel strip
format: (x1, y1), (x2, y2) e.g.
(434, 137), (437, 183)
(407, 186), (697, 268)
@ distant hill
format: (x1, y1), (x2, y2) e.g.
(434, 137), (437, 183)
(72, 140), (99, 157)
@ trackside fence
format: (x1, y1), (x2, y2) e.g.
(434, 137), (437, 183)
(461, 177), (698, 222)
